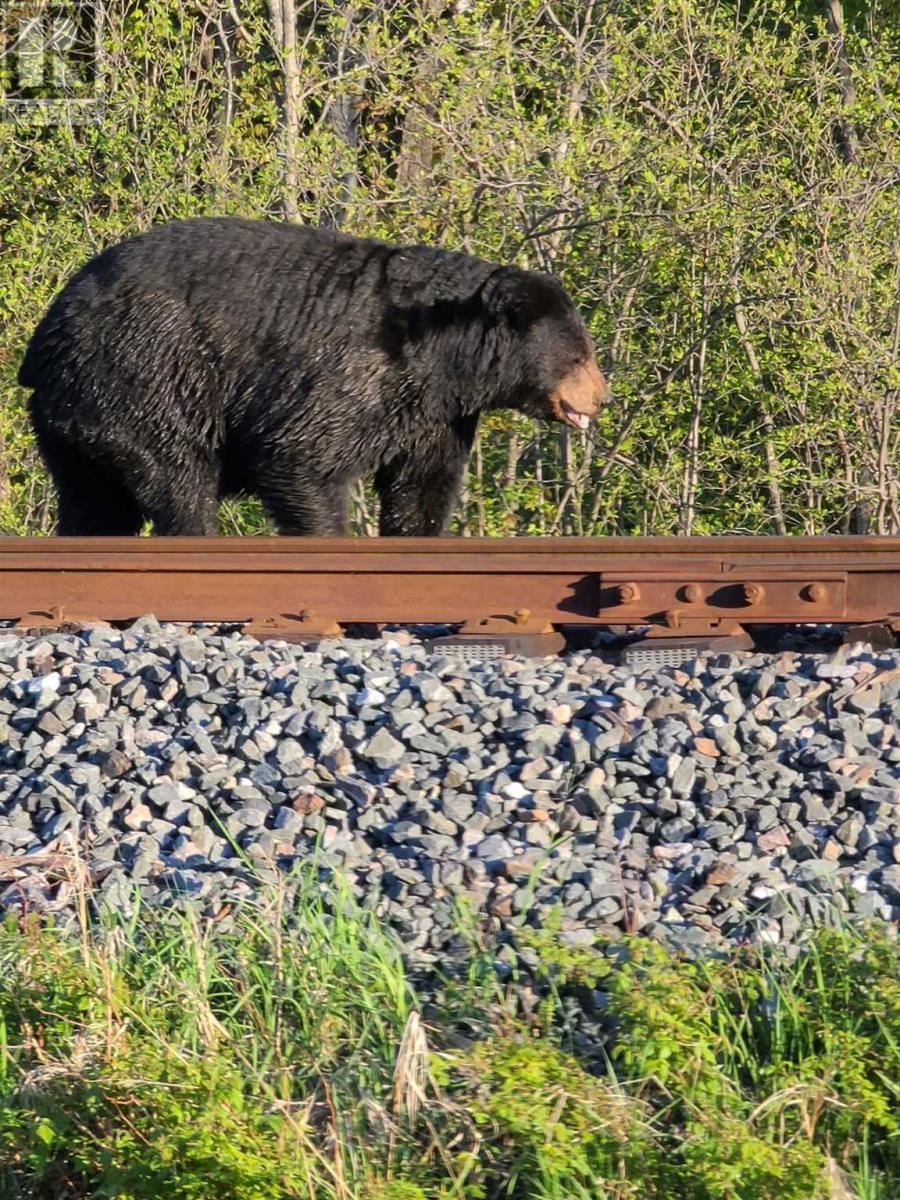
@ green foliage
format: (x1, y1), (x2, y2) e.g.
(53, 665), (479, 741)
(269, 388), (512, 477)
(0, 0), (897, 536)
(0, 875), (418, 1199)
(0, 883), (897, 1199)
(439, 1036), (652, 1199)
(500, 925), (900, 1199)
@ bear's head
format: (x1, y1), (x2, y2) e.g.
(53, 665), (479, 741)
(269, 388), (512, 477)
(485, 268), (608, 431)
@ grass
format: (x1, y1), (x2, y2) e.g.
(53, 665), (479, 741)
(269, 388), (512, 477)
(0, 869), (897, 1200)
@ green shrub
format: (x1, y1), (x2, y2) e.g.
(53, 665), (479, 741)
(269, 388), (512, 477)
(0, 883), (897, 1199)
(1, 0), (898, 536)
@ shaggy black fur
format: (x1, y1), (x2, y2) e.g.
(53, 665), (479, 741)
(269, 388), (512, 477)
(20, 217), (601, 536)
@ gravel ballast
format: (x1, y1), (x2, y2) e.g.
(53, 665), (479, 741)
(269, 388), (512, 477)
(1, 622), (899, 962)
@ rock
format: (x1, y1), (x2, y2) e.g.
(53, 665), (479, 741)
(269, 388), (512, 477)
(333, 775), (377, 808)
(360, 727), (406, 768)
(123, 804), (153, 831)
(441, 794), (474, 826)
(100, 750), (133, 778)
(0, 623), (896, 993)
(758, 827), (790, 852)
(474, 835), (514, 864)
(291, 793), (325, 816)
(670, 758), (696, 797)
(693, 737), (719, 758)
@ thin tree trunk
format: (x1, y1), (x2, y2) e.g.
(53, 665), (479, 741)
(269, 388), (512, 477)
(505, 433), (521, 491)
(733, 294), (787, 533)
(0, 422), (9, 525)
(878, 292), (900, 533)
(395, 0), (443, 190)
(472, 432), (486, 535)
(680, 240), (709, 536)
(835, 425), (855, 534)
(875, 395), (894, 534)
(270, 0), (301, 220)
(539, 1), (596, 536)
(208, 0), (249, 201)
(323, 2), (368, 228)
(533, 440), (545, 533)
(822, 0), (861, 165)
(680, 341), (705, 535)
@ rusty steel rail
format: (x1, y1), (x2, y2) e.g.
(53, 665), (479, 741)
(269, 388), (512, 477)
(2, 536), (900, 651)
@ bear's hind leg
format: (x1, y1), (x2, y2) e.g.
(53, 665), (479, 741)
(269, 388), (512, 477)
(35, 432), (144, 536)
(143, 488), (220, 536)
(127, 450), (221, 536)
(256, 470), (350, 536)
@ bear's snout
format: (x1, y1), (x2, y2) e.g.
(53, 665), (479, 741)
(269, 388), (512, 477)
(549, 357), (608, 431)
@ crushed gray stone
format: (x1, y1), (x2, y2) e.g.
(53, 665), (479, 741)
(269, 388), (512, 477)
(0, 625), (898, 968)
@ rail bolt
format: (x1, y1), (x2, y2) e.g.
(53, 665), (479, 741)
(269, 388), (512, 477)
(617, 582), (640, 604)
(682, 583), (703, 604)
(802, 583), (827, 604)
(743, 582), (765, 606)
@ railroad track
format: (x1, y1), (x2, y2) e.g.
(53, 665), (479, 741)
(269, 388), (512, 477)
(3, 534), (900, 662)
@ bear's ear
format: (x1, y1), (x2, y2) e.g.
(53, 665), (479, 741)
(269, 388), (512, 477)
(483, 268), (544, 331)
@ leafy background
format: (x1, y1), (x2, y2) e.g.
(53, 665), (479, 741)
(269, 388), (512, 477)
(1, 0), (897, 537)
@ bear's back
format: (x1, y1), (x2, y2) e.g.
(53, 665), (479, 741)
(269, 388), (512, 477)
(18, 219), (380, 389)
(20, 219), (505, 396)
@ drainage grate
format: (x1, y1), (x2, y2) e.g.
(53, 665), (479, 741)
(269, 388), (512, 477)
(427, 639), (508, 662)
(621, 644), (707, 670)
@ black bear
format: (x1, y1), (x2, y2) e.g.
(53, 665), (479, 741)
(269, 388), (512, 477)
(19, 218), (607, 536)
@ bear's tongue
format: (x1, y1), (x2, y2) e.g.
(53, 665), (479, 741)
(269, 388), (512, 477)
(563, 405), (591, 431)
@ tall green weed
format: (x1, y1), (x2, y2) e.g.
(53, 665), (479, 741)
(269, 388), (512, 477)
(0, 877), (897, 1199)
